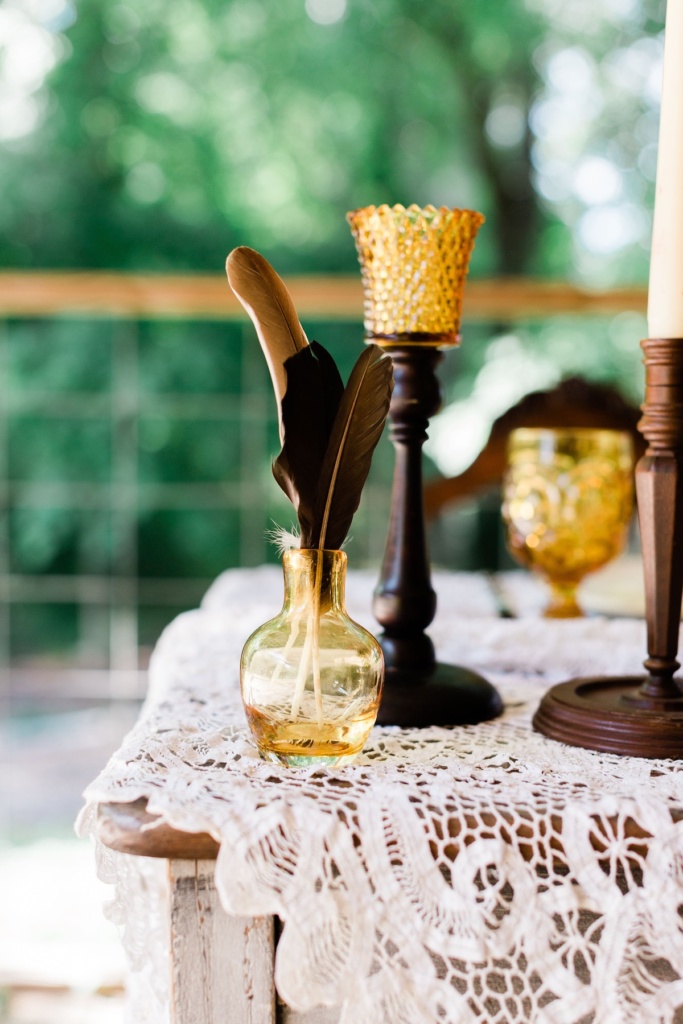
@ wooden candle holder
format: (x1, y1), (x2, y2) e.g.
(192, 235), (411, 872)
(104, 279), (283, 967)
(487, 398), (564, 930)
(346, 203), (502, 727)
(533, 338), (683, 757)
(372, 335), (502, 727)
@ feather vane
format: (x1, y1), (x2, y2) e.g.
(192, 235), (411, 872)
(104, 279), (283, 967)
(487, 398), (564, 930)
(272, 341), (344, 546)
(313, 344), (393, 551)
(226, 246), (308, 441)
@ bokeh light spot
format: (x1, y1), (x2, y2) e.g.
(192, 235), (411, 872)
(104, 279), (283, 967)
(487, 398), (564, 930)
(305, 0), (346, 26)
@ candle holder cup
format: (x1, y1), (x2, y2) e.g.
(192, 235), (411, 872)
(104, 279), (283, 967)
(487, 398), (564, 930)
(347, 204), (502, 728)
(533, 338), (683, 757)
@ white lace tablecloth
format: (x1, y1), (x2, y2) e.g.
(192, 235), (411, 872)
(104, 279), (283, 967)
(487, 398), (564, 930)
(78, 568), (683, 1024)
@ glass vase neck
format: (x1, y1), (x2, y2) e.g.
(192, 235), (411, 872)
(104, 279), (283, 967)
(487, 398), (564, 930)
(282, 548), (347, 612)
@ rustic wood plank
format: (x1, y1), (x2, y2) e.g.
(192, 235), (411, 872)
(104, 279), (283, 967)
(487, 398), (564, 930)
(97, 799), (219, 859)
(169, 860), (275, 1024)
(0, 273), (362, 319)
(0, 271), (647, 320)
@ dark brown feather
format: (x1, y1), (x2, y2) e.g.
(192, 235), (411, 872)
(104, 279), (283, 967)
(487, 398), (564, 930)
(226, 247), (308, 440)
(311, 344), (393, 551)
(272, 341), (345, 545)
(309, 340), (345, 439)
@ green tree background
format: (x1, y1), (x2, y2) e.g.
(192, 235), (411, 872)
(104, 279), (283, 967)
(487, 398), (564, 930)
(0, 0), (606, 272)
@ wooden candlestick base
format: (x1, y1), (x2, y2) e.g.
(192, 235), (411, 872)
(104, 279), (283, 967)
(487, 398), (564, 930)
(376, 657), (503, 729)
(372, 340), (502, 728)
(533, 339), (683, 757)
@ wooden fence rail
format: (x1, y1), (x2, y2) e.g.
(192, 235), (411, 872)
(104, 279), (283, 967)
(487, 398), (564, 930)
(0, 272), (648, 320)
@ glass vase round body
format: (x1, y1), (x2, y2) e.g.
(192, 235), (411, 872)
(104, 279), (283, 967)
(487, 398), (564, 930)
(240, 549), (384, 767)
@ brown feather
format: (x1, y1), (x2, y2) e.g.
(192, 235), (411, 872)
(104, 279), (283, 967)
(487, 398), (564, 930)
(311, 345), (393, 551)
(226, 247), (308, 440)
(272, 342), (344, 546)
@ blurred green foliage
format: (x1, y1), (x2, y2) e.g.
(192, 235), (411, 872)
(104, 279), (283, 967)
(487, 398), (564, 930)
(0, 0), (552, 273)
(0, 0), (667, 277)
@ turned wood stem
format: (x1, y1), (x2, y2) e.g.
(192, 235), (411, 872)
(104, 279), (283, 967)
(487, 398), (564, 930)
(372, 344), (444, 674)
(635, 338), (683, 701)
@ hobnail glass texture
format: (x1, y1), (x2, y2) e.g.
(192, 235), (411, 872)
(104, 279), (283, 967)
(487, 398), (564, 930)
(502, 428), (635, 618)
(240, 549), (384, 766)
(346, 203), (484, 340)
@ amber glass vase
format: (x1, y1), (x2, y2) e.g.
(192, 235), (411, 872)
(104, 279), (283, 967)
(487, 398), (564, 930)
(240, 549), (383, 766)
(503, 428), (635, 618)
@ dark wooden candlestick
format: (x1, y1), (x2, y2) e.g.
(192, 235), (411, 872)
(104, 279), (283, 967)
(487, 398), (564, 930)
(533, 338), (683, 757)
(372, 336), (503, 727)
(373, 345), (440, 675)
(346, 203), (502, 727)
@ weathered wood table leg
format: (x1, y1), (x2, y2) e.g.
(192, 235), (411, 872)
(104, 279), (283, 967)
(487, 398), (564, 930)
(97, 801), (340, 1023)
(168, 860), (275, 1024)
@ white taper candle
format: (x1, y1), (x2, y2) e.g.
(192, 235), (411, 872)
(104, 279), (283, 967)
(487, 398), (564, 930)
(648, 0), (683, 338)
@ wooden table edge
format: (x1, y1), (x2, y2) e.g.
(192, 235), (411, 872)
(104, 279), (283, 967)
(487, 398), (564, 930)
(96, 797), (679, 867)
(96, 798), (220, 859)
